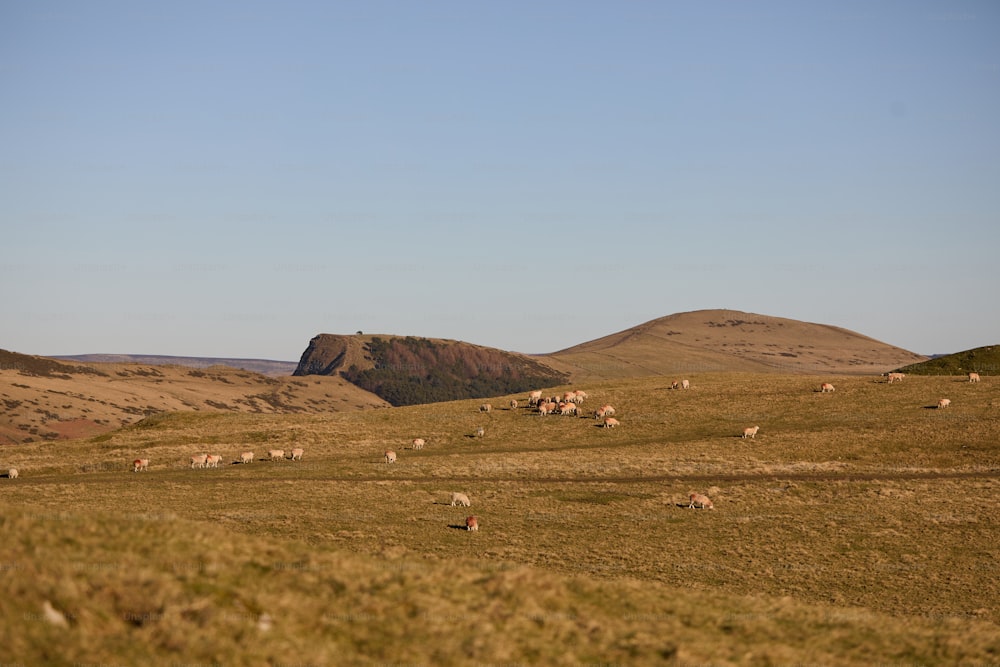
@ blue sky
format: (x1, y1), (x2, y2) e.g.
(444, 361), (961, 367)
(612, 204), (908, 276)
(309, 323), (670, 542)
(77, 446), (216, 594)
(2, 1), (998, 360)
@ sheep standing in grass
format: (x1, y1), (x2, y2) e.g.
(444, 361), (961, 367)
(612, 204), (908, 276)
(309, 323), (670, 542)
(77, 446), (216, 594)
(480, 403), (492, 413)
(450, 492), (471, 507)
(969, 372), (981, 383)
(528, 390), (542, 407)
(206, 454), (223, 468)
(937, 398), (951, 409)
(384, 450), (397, 464)
(268, 449), (285, 462)
(820, 382), (836, 393)
(602, 417), (620, 428)
(559, 402), (578, 416)
(191, 454), (208, 469)
(538, 402), (556, 416)
(509, 399), (518, 410)
(466, 515), (479, 531)
(240, 451), (254, 464)
(595, 405), (615, 419)
(689, 492), (714, 510)
(411, 438), (425, 450)
(290, 448), (304, 461)
(474, 426), (485, 438)
(8, 468), (18, 480)
(743, 426), (760, 439)
(133, 458), (149, 473)
(887, 372), (906, 384)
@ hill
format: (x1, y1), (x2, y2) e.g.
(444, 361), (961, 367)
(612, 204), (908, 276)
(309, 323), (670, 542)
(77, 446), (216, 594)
(294, 334), (568, 406)
(53, 354), (298, 377)
(893, 344), (999, 376)
(546, 309), (927, 379)
(0, 350), (388, 445)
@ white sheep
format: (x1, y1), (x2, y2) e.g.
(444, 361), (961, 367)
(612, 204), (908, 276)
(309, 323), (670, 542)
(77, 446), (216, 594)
(937, 398), (951, 409)
(190, 454), (208, 469)
(411, 438), (425, 450)
(887, 372), (906, 384)
(384, 450), (397, 464)
(820, 382), (836, 393)
(509, 399), (518, 410)
(240, 451), (254, 464)
(969, 372), (981, 383)
(479, 403), (492, 413)
(205, 454), (223, 468)
(742, 425), (760, 439)
(689, 492), (714, 510)
(8, 468), (19, 480)
(528, 390), (543, 406)
(450, 492), (471, 507)
(602, 417), (620, 428)
(133, 458), (149, 473)
(474, 426), (485, 438)
(268, 449), (285, 461)
(290, 448), (304, 461)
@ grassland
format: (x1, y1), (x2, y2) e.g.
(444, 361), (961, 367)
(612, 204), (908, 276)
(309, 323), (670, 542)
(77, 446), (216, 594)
(2, 372), (998, 665)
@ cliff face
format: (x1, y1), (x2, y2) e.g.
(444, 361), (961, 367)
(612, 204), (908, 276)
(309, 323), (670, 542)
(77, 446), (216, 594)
(293, 334), (569, 406)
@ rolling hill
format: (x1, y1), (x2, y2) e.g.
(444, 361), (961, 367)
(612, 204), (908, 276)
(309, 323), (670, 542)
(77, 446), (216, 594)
(0, 350), (388, 445)
(545, 309), (928, 380)
(53, 354), (298, 377)
(892, 344), (998, 376)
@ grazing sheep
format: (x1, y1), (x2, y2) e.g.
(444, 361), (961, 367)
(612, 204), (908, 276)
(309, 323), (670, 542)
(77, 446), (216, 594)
(538, 401), (557, 416)
(133, 458), (149, 473)
(190, 454), (208, 469)
(384, 450), (397, 464)
(571, 390), (588, 404)
(602, 417), (620, 428)
(969, 372), (981, 383)
(509, 399), (518, 410)
(240, 451), (254, 464)
(559, 402), (578, 416)
(205, 454), (223, 468)
(887, 372), (906, 384)
(290, 448), (304, 461)
(595, 405), (615, 419)
(528, 390), (543, 406)
(937, 398), (951, 409)
(450, 492), (471, 507)
(480, 403), (492, 413)
(8, 468), (19, 480)
(820, 382), (836, 393)
(474, 426), (485, 438)
(465, 515), (479, 531)
(742, 425), (760, 439)
(411, 438), (425, 450)
(689, 492), (714, 510)
(268, 449), (285, 462)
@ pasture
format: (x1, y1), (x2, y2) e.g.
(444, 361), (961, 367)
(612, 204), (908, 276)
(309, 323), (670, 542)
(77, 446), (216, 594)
(2, 372), (998, 664)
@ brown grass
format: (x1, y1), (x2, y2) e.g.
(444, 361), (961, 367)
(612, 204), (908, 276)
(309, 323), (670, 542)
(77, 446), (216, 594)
(2, 372), (998, 664)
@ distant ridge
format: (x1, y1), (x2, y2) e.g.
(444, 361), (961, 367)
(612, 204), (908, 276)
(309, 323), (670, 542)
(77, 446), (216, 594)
(54, 354), (298, 377)
(892, 345), (998, 376)
(544, 309), (927, 379)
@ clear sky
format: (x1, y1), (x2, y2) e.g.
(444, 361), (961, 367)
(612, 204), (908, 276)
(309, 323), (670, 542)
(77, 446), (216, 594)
(2, 1), (998, 360)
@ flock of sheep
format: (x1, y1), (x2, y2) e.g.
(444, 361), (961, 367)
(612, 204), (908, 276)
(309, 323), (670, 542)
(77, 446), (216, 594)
(2, 372), (984, 527)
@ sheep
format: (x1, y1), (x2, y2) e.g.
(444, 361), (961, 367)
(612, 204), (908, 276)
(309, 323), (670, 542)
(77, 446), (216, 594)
(133, 458), (149, 473)
(290, 448), (304, 461)
(887, 372), (906, 384)
(465, 515), (479, 531)
(206, 454), (223, 468)
(268, 449), (285, 462)
(240, 451), (254, 464)
(594, 405), (615, 419)
(602, 417), (620, 428)
(528, 390), (543, 406)
(572, 390), (588, 404)
(509, 399), (518, 410)
(538, 402), (556, 416)
(969, 372), (981, 383)
(8, 468), (18, 480)
(559, 402), (578, 416)
(384, 450), (397, 464)
(474, 426), (485, 438)
(689, 492), (714, 510)
(480, 403), (492, 413)
(450, 492), (471, 507)
(742, 425), (760, 439)
(411, 438), (425, 450)
(937, 398), (951, 409)
(820, 382), (836, 393)
(190, 454), (208, 469)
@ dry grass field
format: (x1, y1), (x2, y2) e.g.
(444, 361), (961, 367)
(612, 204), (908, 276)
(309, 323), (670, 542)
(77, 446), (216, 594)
(2, 371), (999, 665)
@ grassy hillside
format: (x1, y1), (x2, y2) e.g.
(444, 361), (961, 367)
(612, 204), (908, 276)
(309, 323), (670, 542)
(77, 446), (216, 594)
(895, 345), (999, 376)
(548, 309), (927, 379)
(0, 350), (389, 445)
(2, 371), (998, 664)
